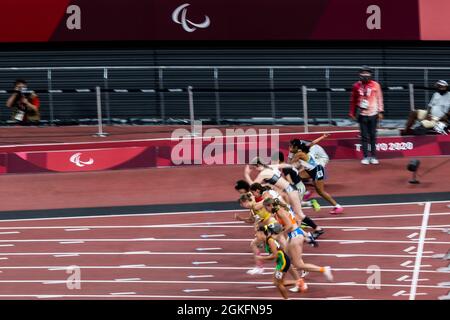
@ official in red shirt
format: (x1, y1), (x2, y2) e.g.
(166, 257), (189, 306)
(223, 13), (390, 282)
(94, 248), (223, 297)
(349, 66), (384, 165)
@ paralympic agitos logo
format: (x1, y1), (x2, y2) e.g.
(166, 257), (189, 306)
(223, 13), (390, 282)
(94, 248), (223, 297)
(172, 3), (211, 33)
(70, 152), (94, 167)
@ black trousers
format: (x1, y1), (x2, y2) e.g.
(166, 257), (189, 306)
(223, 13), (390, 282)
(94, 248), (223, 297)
(358, 114), (378, 158)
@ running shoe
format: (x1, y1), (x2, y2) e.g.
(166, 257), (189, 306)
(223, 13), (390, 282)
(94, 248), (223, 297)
(311, 199), (321, 212)
(361, 158), (370, 165)
(313, 229), (325, 239)
(323, 266), (334, 282)
(370, 158), (380, 165)
(289, 286), (299, 293)
(301, 270), (309, 278)
(307, 233), (319, 247)
(329, 207), (344, 215)
(289, 279), (308, 293)
(246, 267), (264, 275)
(303, 191), (314, 201)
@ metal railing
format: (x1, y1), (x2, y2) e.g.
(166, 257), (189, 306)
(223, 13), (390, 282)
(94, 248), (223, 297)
(0, 65), (447, 131)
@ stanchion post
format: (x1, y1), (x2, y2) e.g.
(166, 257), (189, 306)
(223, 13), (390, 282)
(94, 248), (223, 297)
(47, 69), (55, 126)
(269, 68), (276, 125)
(302, 85), (309, 133)
(325, 68), (332, 125)
(188, 86), (197, 136)
(214, 68), (221, 125)
(94, 86), (108, 137)
(409, 83), (415, 111)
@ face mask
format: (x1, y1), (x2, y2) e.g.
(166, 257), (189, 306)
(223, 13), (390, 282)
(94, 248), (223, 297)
(359, 75), (371, 83)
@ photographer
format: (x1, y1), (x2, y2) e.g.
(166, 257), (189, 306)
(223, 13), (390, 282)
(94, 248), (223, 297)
(5, 79), (40, 125)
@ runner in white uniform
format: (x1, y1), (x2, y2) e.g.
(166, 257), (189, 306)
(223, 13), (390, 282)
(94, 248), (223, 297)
(288, 134), (344, 215)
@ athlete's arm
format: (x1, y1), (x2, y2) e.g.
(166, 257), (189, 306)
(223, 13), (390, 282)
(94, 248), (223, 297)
(256, 238), (277, 261)
(310, 133), (330, 147)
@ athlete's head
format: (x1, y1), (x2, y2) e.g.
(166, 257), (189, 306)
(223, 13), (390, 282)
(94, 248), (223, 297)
(297, 142), (310, 155)
(258, 222), (282, 236)
(234, 180), (250, 194)
(238, 192), (254, 208)
(289, 139), (302, 154)
(249, 183), (267, 198)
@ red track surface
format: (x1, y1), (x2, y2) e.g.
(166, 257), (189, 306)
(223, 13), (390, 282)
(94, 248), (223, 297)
(0, 125), (447, 300)
(0, 201), (447, 300)
(0, 156), (447, 212)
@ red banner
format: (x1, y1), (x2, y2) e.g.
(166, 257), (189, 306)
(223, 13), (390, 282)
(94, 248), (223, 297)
(0, 134), (448, 174)
(0, 0), (423, 42)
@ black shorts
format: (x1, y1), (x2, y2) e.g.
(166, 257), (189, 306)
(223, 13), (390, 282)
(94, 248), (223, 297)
(306, 165), (325, 181)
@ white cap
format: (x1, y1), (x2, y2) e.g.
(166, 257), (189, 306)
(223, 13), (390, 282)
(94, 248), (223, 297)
(436, 80), (449, 87)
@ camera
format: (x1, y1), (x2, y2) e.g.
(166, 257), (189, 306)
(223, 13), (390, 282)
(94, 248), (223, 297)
(15, 87), (33, 98)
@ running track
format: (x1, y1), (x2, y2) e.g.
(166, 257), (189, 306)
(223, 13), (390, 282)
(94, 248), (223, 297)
(0, 201), (448, 300)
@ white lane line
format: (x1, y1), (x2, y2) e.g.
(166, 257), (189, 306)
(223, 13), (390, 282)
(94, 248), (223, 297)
(53, 254), (79, 258)
(404, 279), (430, 282)
(196, 248), (222, 251)
(409, 202), (431, 301)
(401, 261), (413, 267)
(326, 296), (354, 300)
(200, 234), (226, 238)
(59, 241), (84, 244)
(409, 251), (434, 255)
(187, 275), (214, 279)
(339, 241), (366, 244)
(124, 251), (151, 255)
(396, 275), (409, 281)
(0, 279), (444, 289)
(314, 212), (450, 221)
(0, 251), (438, 258)
(257, 286), (276, 289)
(4, 265), (444, 274)
(192, 261), (218, 265)
(114, 278), (142, 282)
(410, 238), (436, 241)
(0, 258), (8, 260)
(110, 292), (136, 295)
(36, 295), (64, 299)
(0, 238), (447, 245)
(42, 281), (67, 284)
(407, 233), (419, 239)
(403, 293), (428, 296)
(403, 246), (416, 253)
(0, 223), (448, 231)
(0, 244), (14, 247)
(183, 289), (210, 293)
(64, 228), (90, 232)
(406, 265), (432, 268)
(0, 231), (20, 235)
(393, 290), (406, 297)
(119, 264), (146, 268)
